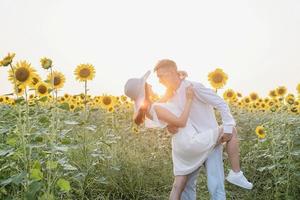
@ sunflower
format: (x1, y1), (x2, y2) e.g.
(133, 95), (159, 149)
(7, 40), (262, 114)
(297, 83), (300, 94)
(29, 94), (36, 100)
(29, 73), (41, 89)
(207, 68), (228, 89)
(264, 98), (270, 103)
(285, 94), (295, 105)
(251, 103), (257, 111)
(266, 104), (273, 111)
(47, 71), (66, 89)
(64, 93), (71, 100)
(125, 102), (132, 109)
(35, 82), (49, 97)
(255, 126), (266, 139)
(101, 95), (113, 108)
(237, 101), (244, 107)
(132, 126), (139, 134)
(0, 96), (5, 104)
(14, 84), (26, 96)
(236, 92), (242, 98)
(242, 97), (251, 104)
(276, 86), (287, 97)
(290, 106), (298, 114)
(8, 60), (36, 87)
(259, 103), (268, 111)
(74, 64), (95, 82)
(0, 53), (16, 66)
(107, 106), (115, 113)
(223, 89), (236, 101)
(68, 103), (77, 112)
(40, 57), (53, 69)
(269, 90), (277, 98)
(249, 92), (259, 102)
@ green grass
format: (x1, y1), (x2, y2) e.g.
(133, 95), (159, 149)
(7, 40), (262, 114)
(0, 102), (299, 199)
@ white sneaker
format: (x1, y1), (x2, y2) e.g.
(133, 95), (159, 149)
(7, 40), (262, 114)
(226, 170), (253, 190)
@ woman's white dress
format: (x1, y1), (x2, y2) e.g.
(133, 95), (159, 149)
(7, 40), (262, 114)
(146, 102), (221, 176)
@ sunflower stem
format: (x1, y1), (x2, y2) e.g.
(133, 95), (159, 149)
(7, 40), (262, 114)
(9, 63), (19, 99)
(50, 66), (55, 102)
(84, 80), (87, 114)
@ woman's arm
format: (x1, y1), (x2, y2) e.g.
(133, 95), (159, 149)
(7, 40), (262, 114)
(154, 85), (194, 127)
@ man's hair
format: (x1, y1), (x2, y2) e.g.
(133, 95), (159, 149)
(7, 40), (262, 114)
(154, 59), (178, 72)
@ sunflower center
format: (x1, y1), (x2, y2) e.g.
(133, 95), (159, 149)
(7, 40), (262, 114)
(227, 92), (233, 97)
(15, 67), (30, 82)
(121, 96), (127, 101)
(278, 89), (284, 95)
(54, 76), (61, 86)
(79, 68), (91, 78)
(288, 99), (294, 104)
(291, 107), (297, 112)
(32, 77), (39, 85)
(258, 129), (264, 134)
(38, 85), (47, 94)
(251, 94), (258, 100)
(103, 97), (112, 105)
(212, 73), (223, 83)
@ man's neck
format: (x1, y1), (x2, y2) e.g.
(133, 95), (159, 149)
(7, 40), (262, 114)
(172, 78), (183, 92)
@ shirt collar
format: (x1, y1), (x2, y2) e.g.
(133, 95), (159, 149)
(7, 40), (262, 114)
(174, 79), (186, 94)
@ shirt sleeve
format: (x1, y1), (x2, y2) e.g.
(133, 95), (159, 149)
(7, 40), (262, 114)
(193, 82), (236, 133)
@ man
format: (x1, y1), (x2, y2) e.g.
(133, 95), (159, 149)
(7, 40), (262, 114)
(153, 59), (252, 200)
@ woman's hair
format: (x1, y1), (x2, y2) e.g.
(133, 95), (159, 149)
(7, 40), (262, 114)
(134, 84), (151, 125)
(178, 70), (188, 79)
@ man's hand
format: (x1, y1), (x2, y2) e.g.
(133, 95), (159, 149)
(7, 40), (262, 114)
(167, 125), (179, 134)
(217, 132), (233, 144)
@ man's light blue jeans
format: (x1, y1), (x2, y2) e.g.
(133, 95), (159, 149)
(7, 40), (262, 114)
(180, 144), (226, 200)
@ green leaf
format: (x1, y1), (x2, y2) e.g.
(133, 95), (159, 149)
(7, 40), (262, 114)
(0, 177), (13, 186)
(56, 178), (71, 192)
(46, 161), (58, 170)
(38, 115), (50, 124)
(12, 171), (26, 185)
(30, 169), (43, 181)
(38, 96), (48, 102)
(6, 137), (17, 146)
(40, 192), (55, 200)
(25, 181), (42, 199)
(58, 102), (69, 111)
(0, 171), (26, 186)
(32, 160), (41, 170)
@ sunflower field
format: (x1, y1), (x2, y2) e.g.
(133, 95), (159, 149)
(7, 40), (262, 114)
(0, 53), (299, 200)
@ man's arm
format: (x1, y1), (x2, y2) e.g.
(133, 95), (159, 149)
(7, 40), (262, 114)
(193, 82), (236, 134)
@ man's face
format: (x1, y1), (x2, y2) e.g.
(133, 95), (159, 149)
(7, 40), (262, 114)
(156, 67), (176, 89)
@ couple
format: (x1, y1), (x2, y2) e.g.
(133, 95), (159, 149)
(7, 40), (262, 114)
(124, 59), (253, 200)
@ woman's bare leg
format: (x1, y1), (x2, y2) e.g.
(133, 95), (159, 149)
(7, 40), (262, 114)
(225, 127), (241, 172)
(169, 175), (188, 200)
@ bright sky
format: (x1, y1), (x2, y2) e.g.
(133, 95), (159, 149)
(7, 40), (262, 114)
(1, 0), (299, 98)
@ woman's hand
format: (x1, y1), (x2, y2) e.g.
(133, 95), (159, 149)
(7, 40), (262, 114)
(186, 85), (195, 100)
